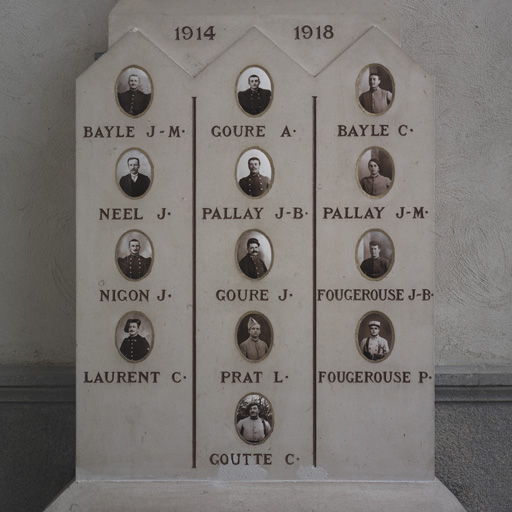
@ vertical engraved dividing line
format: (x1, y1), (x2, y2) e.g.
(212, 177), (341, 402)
(312, 96), (317, 467)
(192, 96), (197, 468)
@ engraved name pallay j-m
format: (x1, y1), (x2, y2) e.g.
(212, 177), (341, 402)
(53, 0), (463, 510)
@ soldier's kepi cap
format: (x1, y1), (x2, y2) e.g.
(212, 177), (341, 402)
(124, 318), (142, 332)
(369, 66), (380, 76)
(368, 320), (381, 327)
(248, 317), (261, 330)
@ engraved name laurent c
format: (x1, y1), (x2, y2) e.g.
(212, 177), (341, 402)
(83, 371), (161, 383)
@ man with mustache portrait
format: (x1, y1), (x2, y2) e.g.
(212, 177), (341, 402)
(238, 237), (268, 279)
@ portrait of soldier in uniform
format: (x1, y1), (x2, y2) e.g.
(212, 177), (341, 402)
(236, 231), (272, 280)
(116, 231), (153, 281)
(357, 230), (394, 280)
(357, 65), (394, 115)
(116, 66), (152, 117)
(236, 148), (273, 198)
(116, 312), (154, 363)
(117, 149), (153, 198)
(236, 66), (272, 116)
(236, 313), (272, 362)
(235, 394), (273, 444)
(357, 147), (394, 198)
(357, 312), (394, 362)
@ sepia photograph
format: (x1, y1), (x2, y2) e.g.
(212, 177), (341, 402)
(356, 311), (394, 362)
(356, 229), (394, 280)
(236, 65), (273, 117)
(115, 311), (154, 363)
(235, 393), (273, 445)
(115, 65), (153, 117)
(116, 148), (153, 199)
(235, 312), (273, 362)
(236, 147), (274, 198)
(115, 229), (153, 281)
(357, 64), (394, 115)
(357, 147), (394, 198)
(236, 229), (273, 280)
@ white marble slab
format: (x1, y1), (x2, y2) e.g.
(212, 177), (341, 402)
(74, 0), (438, 489)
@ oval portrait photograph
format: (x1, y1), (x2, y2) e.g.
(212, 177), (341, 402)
(356, 229), (394, 281)
(235, 312), (273, 362)
(115, 65), (153, 118)
(116, 148), (153, 199)
(235, 393), (274, 445)
(236, 229), (273, 280)
(115, 229), (154, 281)
(236, 147), (274, 198)
(357, 64), (394, 115)
(115, 311), (154, 363)
(356, 147), (394, 198)
(356, 311), (394, 363)
(236, 65), (273, 117)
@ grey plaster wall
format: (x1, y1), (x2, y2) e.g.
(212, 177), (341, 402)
(397, 0), (512, 366)
(1, 0), (117, 364)
(1, 0), (511, 366)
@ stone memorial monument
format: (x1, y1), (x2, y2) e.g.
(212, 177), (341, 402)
(48, 0), (465, 509)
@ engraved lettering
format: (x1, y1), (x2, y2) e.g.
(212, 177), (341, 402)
(280, 126), (292, 137)
(202, 207), (263, 220)
(168, 126), (181, 137)
(215, 289), (269, 301)
(157, 208), (171, 219)
(99, 289), (149, 302)
(418, 372), (431, 383)
(316, 289), (405, 301)
(209, 453), (272, 465)
(274, 371), (284, 383)
(82, 126), (134, 138)
(337, 125), (389, 137)
(285, 454), (295, 465)
(211, 125), (265, 138)
(322, 206), (384, 220)
(396, 207), (428, 219)
(83, 371), (160, 383)
(220, 371), (263, 384)
(318, 370), (412, 384)
(278, 289), (290, 301)
(156, 289), (172, 301)
(98, 208), (143, 220)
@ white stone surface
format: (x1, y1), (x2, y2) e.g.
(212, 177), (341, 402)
(76, 2), (434, 482)
(46, 479), (466, 512)
(315, 26), (435, 480)
(108, 0), (399, 76)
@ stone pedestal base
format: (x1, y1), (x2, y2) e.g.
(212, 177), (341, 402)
(47, 479), (465, 511)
